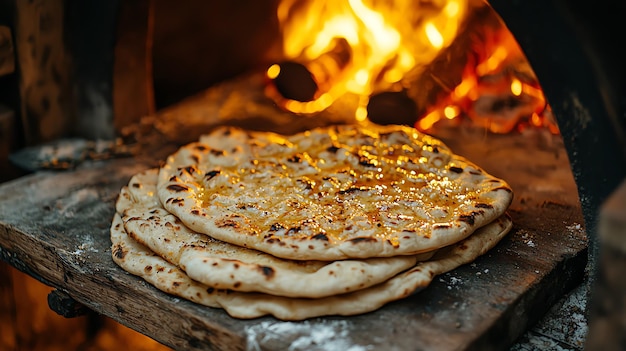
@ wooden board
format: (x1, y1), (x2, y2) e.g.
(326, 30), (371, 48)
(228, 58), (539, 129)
(0, 135), (587, 350)
(0, 76), (587, 351)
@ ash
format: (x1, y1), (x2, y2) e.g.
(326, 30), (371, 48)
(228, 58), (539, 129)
(511, 284), (588, 350)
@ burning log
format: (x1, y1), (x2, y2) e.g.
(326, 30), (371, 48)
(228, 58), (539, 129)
(406, 2), (556, 134)
(356, 1), (554, 134)
(265, 0), (554, 135)
(365, 90), (417, 126)
(266, 37), (352, 112)
(269, 0), (467, 117)
(268, 61), (318, 102)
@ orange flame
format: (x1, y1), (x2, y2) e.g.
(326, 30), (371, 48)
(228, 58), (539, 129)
(272, 0), (468, 115)
(416, 11), (558, 134)
(271, 1), (557, 135)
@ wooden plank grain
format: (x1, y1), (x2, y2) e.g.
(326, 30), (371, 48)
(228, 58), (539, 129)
(0, 130), (587, 350)
(0, 159), (246, 351)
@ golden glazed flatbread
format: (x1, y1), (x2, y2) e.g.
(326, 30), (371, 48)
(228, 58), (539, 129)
(111, 213), (512, 320)
(117, 169), (429, 298)
(157, 123), (513, 260)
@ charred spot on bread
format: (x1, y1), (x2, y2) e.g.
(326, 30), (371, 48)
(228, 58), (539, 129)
(259, 266), (275, 279)
(326, 144), (340, 153)
(358, 156), (376, 167)
(167, 184), (190, 192)
(449, 166), (464, 173)
(269, 223), (285, 231)
(311, 233), (329, 241)
(349, 237), (377, 244)
(459, 213), (476, 225)
(217, 219), (239, 228)
(266, 238), (281, 244)
(338, 187), (366, 195)
(182, 166), (198, 175)
(286, 226), (302, 235)
(112, 245), (126, 259)
(287, 154), (303, 163)
(205, 170), (221, 180)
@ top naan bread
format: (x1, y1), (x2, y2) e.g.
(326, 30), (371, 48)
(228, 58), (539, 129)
(157, 123), (513, 260)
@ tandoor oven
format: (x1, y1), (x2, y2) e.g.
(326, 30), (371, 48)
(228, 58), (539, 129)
(0, 0), (624, 350)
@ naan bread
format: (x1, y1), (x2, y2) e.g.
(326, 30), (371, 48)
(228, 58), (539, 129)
(118, 169), (426, 298)
(111, 213), (512, 320)
(157, 123), (513, 260)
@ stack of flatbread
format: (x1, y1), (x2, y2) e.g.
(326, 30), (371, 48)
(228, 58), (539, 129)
(110, 122), (513, 320)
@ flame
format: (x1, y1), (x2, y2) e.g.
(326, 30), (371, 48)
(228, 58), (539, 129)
(416, 8), (558, 134)
(271, 0), (557, 135)
(272, 0), (468, 114)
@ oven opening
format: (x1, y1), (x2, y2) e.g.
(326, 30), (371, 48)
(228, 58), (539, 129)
(1, 0), (624, 350)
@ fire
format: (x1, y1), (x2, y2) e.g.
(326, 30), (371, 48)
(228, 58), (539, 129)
(268, 0), (557, 135)
(269, 0), (468, 115)
(416, 8), (559, 134)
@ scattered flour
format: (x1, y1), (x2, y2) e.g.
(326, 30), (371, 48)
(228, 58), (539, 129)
(439, 274), (463, 290)
(565, 223), (585, 237)
(518, 229), (538, 248)
(55, 188), (99, 218)
(449, 276), (463, 285)
(72, 236), (99, 255)
(245, 320), (373, 351)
